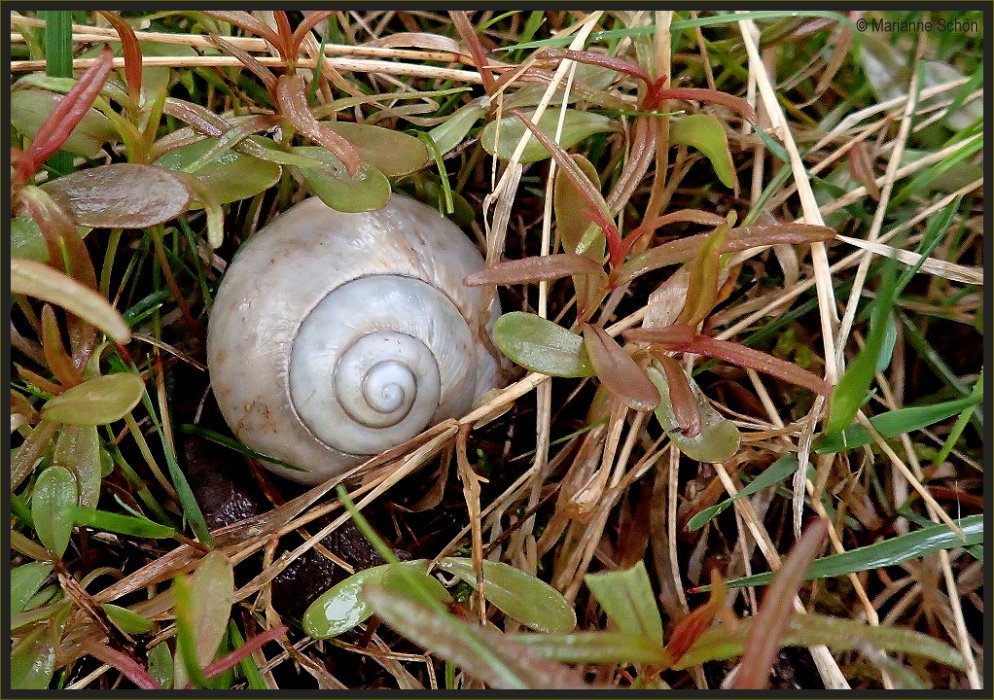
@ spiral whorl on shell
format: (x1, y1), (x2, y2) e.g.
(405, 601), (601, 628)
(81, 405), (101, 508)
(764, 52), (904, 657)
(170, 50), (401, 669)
(206, 194), (501, 485)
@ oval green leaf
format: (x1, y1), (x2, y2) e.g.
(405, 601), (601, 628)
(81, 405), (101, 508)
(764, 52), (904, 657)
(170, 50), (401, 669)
(322, 121), (429, 177)
(303, 560), (432, 640)
(647, 365), (740, 462)
(482, 109), (614, 164)
(11, 563), (54, 616)
(174, 551), (234, 689)
(293, 145), (391, 213)
(41, 373), (145, 426)
(11, 88), (118, 158)
(669, 113), (737, 189)
(583, 561), (662, 641)
(43, 163), (193, 228)
(32, 465), (78, 557)
(11, 218), (50, 263)
(11, 258), (131, 343)
(438, 557), (576, 634)
(53, 425), (102, 509)
(154, 137), (281, 205)
(493, 312), (595, 378)
(427, 97), (487, 157)
(102, 603), (154, 635)
(11, 625), (58, 690)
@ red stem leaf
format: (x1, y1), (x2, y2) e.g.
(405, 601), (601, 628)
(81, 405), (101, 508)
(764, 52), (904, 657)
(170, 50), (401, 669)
(15, 45), (114, 186)
(97, 12), (143, 106)
(79, 638), (161, 690)
(618, 222), (835, 285)
(450, 11), (495, 94)
(626, 329), (832, 396)
(545, 48), (654, 86)
(606, 114), (657, 215)
(204, 11), (282, 53)
(276, 73), (361, 177)
(205, 33), (277, 95)
(655, 353), (700, 438)
(655, 87), (758, 124)
(733, 518), (829, 689)
(505, 108), (623, 266)
(291, 11), (335, 59)
(161, 98), (229, 138)
(201, 624), (289, 681)
(661, 572), (727, 669)
(581, 324), (660, 411)
(273, 11), (294, 61)
(464, 253), (606, 287)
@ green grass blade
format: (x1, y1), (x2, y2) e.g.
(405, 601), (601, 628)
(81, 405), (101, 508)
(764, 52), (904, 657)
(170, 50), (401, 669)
(687, 454), (799, 530)
(704, 514), (983, 590)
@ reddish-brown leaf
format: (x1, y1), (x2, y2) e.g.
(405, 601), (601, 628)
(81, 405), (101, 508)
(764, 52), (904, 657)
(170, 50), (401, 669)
(627, 328), (832, 396)
(655, 87), (758, 124)
(848, 141), (881, 201)
(204, 11), (282, 53)
(205, 33), (277, 95)
(464, 254), (606, 287)
(276, 73), (361, 177)
(618, 222), (835, 285)
(80, 638), (160, 690)
(41, 305), (83, 388)
(290, 11), (335, 59)
(450, 11), (495, 94)
(97, 12), (143, 106)
(655, 354), (700, 438)
(201, 625), (288, 681)
(505, 109), (622, 264)
(14, 45), (114, 186)
(581, 324), (659, 411)
(733, 518), (829, 689)
(661, 572), (727, 668)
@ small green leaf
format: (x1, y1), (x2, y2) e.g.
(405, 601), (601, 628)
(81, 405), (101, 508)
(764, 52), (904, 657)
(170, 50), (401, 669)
(11, 562), (54, 616)
(42, 163), (194, 228)
(493, 312), (595, 378)
(584, 561), (663, 642)
(427, 97), (488, 156)
(302, 560), (434, 640)
(32, 465), (78, 557)
(294, 145), (391, 213)
(11, 217), (51, 263)
(173, 551), (234, 689)
(438, 557), (576, 634)
(102, 603), (154, 635)
(147, 643), (174, 690)
(11, 258), (131, 343)
(669, 113), (737, 188)
(11, 88), (118, 158)
(41, 373), (145, 426)
(814, 392), (983, 453)
(687, 454), (800, 531)
(826, 258), (899, 435)
(71, 506), (176, 539)
(322, 121), (429, 177)
(482, 109), (614, 163)
(53, 424), (102, 509)
(647, 365), (740, 462)
(10, 625), (58, 690)
(154, 137), (281, 206)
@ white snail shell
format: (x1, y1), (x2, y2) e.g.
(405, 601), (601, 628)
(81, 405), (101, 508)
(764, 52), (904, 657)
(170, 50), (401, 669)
(206, 194), (502, 485)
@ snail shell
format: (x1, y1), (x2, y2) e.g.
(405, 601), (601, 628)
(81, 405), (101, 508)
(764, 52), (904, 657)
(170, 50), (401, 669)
(206, 194), (501, 484)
